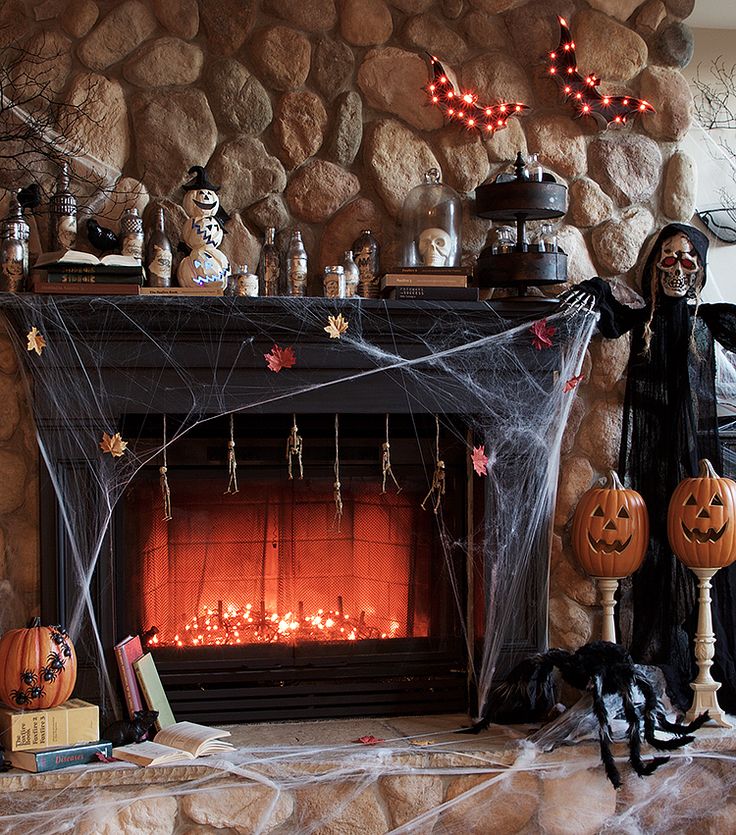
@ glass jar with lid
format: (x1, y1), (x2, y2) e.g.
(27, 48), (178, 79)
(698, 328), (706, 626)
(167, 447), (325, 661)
(400, 168), (461, 269)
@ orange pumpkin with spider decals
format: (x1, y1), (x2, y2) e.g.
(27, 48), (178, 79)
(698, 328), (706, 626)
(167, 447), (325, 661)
(572, 470), (649, 578)
(667, 459), (736, 569)
(0, 618), (77, 709)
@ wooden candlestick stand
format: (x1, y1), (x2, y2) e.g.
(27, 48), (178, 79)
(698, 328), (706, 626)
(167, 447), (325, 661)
(596, 577), (621, 643)
(686, 566), (732, 728)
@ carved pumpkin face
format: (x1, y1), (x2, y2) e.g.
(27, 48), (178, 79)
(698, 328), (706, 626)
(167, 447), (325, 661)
(572, 471), (649, 578)
(182, 215), (224, 250)
(667, 459), (736, 569)
(183, 188), (220, 219)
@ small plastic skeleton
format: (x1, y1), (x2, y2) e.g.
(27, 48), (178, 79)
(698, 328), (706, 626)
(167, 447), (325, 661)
(286, 414), (303, 480)
(381, 414), (401, 494)
(422, 416), (445, 513)
(333, 414), (343, 530)
(225, 414), (239, 494)
(159, 466), (172, 521)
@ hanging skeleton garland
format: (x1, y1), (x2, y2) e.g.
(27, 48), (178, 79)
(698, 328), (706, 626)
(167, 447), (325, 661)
(225, 413), (239, 494)
(334, 414), (343, 531)
(160, 415), (172, 522)
(422, 415), (446, 514)
(381, 413), (401, 494)
(286, 413), (304, 479)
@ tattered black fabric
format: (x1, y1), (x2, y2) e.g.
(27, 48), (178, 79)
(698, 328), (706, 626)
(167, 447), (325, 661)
(580, 223), (736, 712)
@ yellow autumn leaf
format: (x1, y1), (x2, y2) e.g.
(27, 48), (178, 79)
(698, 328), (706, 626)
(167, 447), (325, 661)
(324, 313), (349, 339)
(26, 327), (46, 356)
(99, 431), (128, 458)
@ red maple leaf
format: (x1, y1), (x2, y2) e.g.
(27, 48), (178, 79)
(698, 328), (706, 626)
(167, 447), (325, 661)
(264, 344), (296, 372)
(352, 735), (384, 746)
(530, 319), (556, 350)
(471, 445), (489, 477)
(564, 373), (585, 393)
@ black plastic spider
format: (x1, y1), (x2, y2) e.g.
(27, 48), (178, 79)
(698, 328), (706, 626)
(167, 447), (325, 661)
(28, 685), (45, 700)
(20, 669), (37, 686)
(46, 651), (65, 672)
(464, 641), (710, 789)
(51, 625), (68, 639)
(40, 665), (58, 683)
(9, 689), (31, 706)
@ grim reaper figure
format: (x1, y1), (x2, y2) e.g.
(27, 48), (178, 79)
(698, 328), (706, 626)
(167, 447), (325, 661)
(566, 223), (736, 711)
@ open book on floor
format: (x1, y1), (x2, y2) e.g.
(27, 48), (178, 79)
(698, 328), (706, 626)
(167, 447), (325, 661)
(112, 721), (233, 766)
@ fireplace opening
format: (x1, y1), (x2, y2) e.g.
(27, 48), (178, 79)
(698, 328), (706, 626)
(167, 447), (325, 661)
(115, 414), (470, 722)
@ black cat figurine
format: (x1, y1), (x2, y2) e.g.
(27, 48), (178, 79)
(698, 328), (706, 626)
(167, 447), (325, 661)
(103, 709), (159, 746)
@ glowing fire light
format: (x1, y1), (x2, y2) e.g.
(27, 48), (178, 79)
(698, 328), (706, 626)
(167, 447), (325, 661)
(150, 601), (402, 647)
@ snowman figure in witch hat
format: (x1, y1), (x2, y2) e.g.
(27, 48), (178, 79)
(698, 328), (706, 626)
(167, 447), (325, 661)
(177, 165), (231, 289)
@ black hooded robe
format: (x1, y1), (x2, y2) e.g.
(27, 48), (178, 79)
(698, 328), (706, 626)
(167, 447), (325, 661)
(580, 223), (736, 711)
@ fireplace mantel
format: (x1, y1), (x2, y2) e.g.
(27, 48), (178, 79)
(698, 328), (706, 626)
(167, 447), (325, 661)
(0, 295), (572, 723)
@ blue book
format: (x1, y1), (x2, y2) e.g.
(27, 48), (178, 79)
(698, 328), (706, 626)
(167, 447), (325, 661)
(6, 741), (112, 773)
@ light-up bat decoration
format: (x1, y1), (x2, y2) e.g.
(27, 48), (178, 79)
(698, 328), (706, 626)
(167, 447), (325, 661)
(424, 54), (529, 134)
(548, 16), (654, 126)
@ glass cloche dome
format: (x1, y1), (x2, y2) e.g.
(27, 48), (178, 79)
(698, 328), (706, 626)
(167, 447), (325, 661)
(400, 169), (461, 269)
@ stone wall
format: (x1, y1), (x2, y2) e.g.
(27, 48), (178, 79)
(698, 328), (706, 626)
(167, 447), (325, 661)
(0, 0), (698, 647)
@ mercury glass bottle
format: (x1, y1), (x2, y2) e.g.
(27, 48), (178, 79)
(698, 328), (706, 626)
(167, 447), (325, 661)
(286, 230), (308, 297)
(260, 227), (281, 296)
(341, 250), (360, 298)
(49, 162), (77, 251)
(120, 207), (144, 262)
(145, 207), (172, 287)
(0, 199), (29, 292)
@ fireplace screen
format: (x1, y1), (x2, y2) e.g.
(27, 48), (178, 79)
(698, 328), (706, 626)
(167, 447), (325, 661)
(129, 479), (433, 648)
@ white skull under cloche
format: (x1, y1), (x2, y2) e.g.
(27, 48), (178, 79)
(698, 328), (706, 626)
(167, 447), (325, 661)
(183, 188), (220, 219)
(656, 232), (701, 298)
(418, 227), (452, 268)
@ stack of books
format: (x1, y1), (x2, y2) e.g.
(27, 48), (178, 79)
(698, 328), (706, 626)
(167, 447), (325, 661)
(114, 635), (176, 730)
(31, 250), (144, 295)
(380, 267), (478, 300)
(0, 699), (111, 772)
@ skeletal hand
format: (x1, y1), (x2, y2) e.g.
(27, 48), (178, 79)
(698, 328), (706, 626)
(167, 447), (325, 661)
(558, 286), (599, 317)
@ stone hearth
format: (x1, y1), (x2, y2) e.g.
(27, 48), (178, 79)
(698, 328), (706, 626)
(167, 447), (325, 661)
(2, 713), (735, 834)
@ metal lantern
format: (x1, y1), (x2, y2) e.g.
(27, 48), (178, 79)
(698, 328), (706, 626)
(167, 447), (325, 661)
(400, 168), (461, 269)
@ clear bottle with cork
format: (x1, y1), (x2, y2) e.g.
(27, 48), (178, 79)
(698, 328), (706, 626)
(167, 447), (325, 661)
(259, 227), (281, 296)
(120, 207), (144, 263)
(145, 206), (172, 287)
(286, 230), (308, 296)
(49, 162), (77, 252)
(352, 229), (380, 298)
(341, 250), (360, 298)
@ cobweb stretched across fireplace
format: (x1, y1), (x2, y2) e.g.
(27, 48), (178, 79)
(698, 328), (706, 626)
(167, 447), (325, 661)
(128, 479), (434, 649)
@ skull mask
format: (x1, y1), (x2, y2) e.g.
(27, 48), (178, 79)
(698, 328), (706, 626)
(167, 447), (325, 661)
(656, 232), (701, 298)
(418, 227), (452, 267)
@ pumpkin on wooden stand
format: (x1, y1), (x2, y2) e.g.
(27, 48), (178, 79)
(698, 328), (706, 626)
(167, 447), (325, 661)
(667, 458), (736, 569)
(0, 618), (77, 709)
(572, 470), (649, 579)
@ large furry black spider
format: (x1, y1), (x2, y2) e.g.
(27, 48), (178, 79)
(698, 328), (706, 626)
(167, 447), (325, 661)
(464, 641), (710, 789)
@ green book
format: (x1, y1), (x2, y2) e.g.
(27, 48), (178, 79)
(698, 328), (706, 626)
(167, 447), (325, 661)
(6, 741), (112, 772)
(132, 653), (176, 731)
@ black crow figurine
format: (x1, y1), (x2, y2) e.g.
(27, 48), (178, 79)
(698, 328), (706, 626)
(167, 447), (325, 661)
(17, 183), (42, 213)
(86, 218), (120, 254)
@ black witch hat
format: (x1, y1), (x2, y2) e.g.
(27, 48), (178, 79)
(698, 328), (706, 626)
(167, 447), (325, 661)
(181, 165), (230, 227)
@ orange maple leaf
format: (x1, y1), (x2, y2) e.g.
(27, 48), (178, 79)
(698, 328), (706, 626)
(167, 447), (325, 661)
(471, 445), (489, 477)
(352, 735), (384, 745)
(99, 431), (127, 458)
(26, 327), (46, 356)
(264, 344), (296, 372)
(564, 373), (585, 392)
(324, 313), (349, 339)
(530, 319), (556, 350)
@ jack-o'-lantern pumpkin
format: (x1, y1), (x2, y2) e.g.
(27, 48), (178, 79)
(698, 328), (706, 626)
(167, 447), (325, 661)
(572, 470), (649, 578)
(182, 187), (220, 220)
(0, 618), (77, 709)
(667, 459), (736, 569)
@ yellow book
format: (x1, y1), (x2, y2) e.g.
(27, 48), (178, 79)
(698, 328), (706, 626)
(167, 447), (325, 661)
(132, 653), (176, 731)
(0, 699), (99, 752)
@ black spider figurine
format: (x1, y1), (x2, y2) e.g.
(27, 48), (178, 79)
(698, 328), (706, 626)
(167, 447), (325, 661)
(464, 641), (710, 789)
(103, 709), (159, 747)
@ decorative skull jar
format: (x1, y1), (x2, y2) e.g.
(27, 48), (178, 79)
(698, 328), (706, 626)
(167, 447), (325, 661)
(400, 169), (461, 269)
(418, 227), (452, 268)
